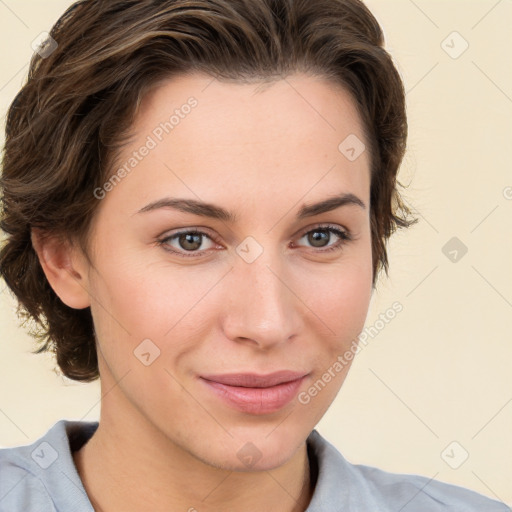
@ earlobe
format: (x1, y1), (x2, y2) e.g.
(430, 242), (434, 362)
(31, 228), (91, 309)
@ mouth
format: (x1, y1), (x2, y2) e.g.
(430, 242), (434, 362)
(199, 371), (309, 415)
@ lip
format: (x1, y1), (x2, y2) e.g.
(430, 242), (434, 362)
(200, 371), (309, 415)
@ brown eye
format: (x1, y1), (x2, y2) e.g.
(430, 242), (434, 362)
(177, 232), (203, 251)
(159, 229), (218, 257)
(296, 225), (352, 253)
(307, 229), (331, 248)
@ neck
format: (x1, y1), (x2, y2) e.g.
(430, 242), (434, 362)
(73, 400), (313, 512)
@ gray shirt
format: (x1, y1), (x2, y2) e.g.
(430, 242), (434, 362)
(0, 420), (509, 511)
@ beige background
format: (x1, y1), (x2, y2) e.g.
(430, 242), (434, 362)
(1, 0), (511, 505)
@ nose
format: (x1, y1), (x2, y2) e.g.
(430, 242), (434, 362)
(221, 248), (304, 350)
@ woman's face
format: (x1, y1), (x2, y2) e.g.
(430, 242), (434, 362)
(81, 72), (373, 470)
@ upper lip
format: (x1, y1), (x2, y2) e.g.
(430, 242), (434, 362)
(200, 371), (308, 388)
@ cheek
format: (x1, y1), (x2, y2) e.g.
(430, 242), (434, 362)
(299, 252), (372, 342)
(88, 251), (223, 356)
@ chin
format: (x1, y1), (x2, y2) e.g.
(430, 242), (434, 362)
(197, 424), (309, 472)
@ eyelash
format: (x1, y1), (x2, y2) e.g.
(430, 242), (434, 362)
(157, 224), (353, 259)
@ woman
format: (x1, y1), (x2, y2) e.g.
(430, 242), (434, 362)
(0, 0), (508, 510)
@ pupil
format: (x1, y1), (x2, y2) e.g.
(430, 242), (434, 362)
(180, 233), (202, 251)
(309, 230), (328, 247)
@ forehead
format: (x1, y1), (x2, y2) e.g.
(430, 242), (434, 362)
(106, 72), (370, 218)
(136, 72), (366, 149)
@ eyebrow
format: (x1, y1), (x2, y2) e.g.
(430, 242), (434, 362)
(135, 192), (366, 222)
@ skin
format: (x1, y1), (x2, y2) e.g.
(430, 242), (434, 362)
(32, 72), (374, 512)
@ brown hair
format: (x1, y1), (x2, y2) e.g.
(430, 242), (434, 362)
(0, 0), (417, 382)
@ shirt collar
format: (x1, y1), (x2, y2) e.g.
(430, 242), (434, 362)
(19, 420), (350, 511)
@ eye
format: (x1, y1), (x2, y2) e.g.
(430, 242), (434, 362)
(158, 229), (219, 258)
(157, 224), (353, 258)
(294, 224), (353, 253)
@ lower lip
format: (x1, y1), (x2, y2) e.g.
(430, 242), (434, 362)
(200, 376), (307, 415)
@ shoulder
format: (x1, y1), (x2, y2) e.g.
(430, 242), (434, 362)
(306, 430), (510, 512)
(0, 419), (98, 512)
(0, 442), (56, 511)
(0, 458), (55, 512)
(352, 463), (509, 512)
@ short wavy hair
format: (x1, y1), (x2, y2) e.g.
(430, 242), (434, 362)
(0, 0), (417, 382)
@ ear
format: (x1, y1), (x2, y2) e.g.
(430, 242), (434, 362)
(31, 228), (91, 309)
